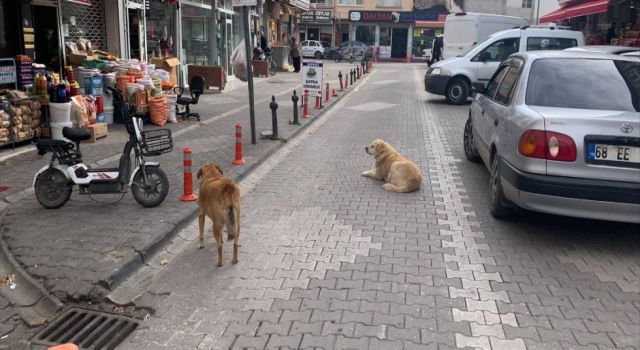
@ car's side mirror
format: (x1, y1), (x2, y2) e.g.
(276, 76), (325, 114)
(471, 82), (486, 95)
(479, 52), (491, 62)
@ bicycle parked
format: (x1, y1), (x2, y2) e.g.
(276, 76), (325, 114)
(334, 47), (364, 64)
(253, 47), (277, 76)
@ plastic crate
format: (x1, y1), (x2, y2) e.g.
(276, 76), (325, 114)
(140, 128), (173, 156)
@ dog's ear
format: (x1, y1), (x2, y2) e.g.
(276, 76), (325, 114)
(197, 167), (203, 180)
(214, 164), (223, 176)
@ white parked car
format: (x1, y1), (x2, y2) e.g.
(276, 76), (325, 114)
(300, 40), (325, 59)
(464, 50), (640, 223)
(425, 25), (584, 104)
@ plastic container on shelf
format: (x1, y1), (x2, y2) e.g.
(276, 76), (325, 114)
(51, 121), (73, 142)
(49, 101), (72, 124)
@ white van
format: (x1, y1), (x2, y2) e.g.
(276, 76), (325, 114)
(425, 26), (584, 104)
(443, 13), (528, 59)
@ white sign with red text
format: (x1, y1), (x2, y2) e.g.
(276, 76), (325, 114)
(302, 60), (323, 97)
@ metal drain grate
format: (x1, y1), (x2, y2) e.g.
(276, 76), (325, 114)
(32, 307), (140, 350)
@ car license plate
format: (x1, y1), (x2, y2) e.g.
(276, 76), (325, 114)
(588, 144), (640, 164)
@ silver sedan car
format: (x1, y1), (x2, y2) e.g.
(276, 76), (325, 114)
(463, 51), (640, 223)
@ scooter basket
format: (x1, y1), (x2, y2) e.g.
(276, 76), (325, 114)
(140, 129), (173, 156)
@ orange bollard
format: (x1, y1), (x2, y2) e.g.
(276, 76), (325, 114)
(345, 77), (348, 89)
(180, 148), (198, 202)
(303, 91), (310, 118)
(48, 344), (79, 350)
(332, 89), (337, 97)
(232, 124), (245, 165)
(325, 83), (330, 102)
(315, 96), (321, 109)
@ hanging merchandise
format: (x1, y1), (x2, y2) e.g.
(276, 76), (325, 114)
(231, 39), (248, 82)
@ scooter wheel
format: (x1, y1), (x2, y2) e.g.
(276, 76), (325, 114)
(35, 169), (72, 209)
(131, 166), (169, 208)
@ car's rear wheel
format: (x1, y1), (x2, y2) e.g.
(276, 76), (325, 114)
(463, 117), (482, 163)
(314, 51), (323, 59)
(445, 77), (469, 105)
(489, 154), (512, 218)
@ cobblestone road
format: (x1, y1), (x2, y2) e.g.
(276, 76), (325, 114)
(86, 64), (640, 349)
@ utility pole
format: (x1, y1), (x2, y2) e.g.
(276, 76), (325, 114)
(234, 0), (257, 144)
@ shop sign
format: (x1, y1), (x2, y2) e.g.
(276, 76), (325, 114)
(66, 0), (91, 5)
(300, 10), (331, 23)
(0, 64), (16, 86)
(302, 60), (323, 97)
(288, 0), (310, 11)
(349, 10), (439, 23)
(233, 0), (257, 7)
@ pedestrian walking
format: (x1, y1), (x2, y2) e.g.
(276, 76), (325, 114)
(606, 21), (617, 44)
(260, 30), (267, 51)
(428, 35), (443, 66)
(290, 37), (301, 73)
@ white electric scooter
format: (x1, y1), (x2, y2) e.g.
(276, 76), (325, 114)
(33, 88), (172, 208)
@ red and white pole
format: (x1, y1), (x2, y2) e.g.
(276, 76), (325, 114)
(303, 91), (310, 118)
(325, 83), (330, 102)
(233, 123), (245, 165)
(180, 148), (198, 202)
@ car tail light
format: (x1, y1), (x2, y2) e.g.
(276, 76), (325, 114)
(518, 130), (576, 162)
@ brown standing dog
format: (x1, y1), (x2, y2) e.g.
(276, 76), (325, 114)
(362, 139), (422, 193)
(197, 163), (241, 266)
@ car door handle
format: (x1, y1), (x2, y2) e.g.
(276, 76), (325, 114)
(494, 119), (499, 127)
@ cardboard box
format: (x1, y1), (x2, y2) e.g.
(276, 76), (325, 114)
(67, 53), (96, 66)
(150, 57), (181, 85)
(81, 123), (108, 144)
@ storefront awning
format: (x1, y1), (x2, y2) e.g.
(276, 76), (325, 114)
(539, 0), (609, 23)
(415, 20), (445, 28)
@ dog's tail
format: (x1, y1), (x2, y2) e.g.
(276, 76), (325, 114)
(226, 204), (239, 241)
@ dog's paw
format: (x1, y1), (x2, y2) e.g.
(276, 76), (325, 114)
(361, 170), (373, 177)
(199, 244), (204, 249)
(232, 258), (239, 264)
(217, 262), (223, 267)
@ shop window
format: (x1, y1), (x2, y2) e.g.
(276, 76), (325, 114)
(310, 0), (333, 7)
(338, 0), (363, 5)
(356, 26), (375, 45)
(146, 2), (178, 58)
(377, 0), (401, 7)
(522, 0), (532, 8)
(379, 27), (391, 46)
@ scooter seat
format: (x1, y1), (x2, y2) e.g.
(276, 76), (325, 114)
(62, 127), (92, 142)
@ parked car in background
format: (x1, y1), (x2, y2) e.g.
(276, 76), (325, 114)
(425, 25), (584, 104)
(463, 51), (640, 223)
(325, 41), (373, 60)
(443, 12), (528, 59)
(565, 45), (640, 55)
(300, 40), (325, 59)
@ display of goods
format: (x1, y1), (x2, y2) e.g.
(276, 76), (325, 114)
(64, 66), (75, 82)
(165, 92), (177, 123)
(148, 96), (167, 127)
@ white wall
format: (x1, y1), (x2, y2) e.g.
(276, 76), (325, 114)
(535, 0), (560, 23)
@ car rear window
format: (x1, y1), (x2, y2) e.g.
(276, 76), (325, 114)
(526, 58), (640, 112)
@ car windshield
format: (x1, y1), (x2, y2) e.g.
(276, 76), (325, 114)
(526, 58), (640, 112)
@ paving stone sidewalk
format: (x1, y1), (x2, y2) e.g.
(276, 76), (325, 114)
(0, 62), (363, 306)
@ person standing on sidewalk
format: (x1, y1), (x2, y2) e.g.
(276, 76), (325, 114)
(290, 37), (301, 73)
(429, 35), (443, 66)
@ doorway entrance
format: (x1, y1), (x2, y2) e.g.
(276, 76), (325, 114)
(128, 8), (144, 60)
(391, 28), (407, 58)
(33, 4), (61, 71)
(307, 28), (319, 41)
(217, 15), (234, 76)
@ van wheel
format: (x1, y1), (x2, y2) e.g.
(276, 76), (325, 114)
(446, 78), (469, 105)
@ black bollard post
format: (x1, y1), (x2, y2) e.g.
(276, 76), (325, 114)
(270, 95), (279, 140)
(339, 71), (343, 91)
(291, 90), (300, 125)
(350, 69), (354, 85)
(357, 66), (360, 79)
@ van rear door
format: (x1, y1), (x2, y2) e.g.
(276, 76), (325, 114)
(443, 18), (476, 59)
